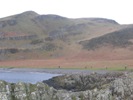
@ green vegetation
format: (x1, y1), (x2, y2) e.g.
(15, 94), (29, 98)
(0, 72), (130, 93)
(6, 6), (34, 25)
(79, 93), (84, 100)
(0, 65), (133, 71)
(30, 39), (43, 45)
(71, 96), (77, 100)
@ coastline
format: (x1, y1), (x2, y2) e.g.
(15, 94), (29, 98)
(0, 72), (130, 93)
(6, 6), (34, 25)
(0, 67), (116, 75)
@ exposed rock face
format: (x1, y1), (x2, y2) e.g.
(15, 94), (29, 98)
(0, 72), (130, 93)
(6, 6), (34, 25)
(43, 72), (123, 91)
(110, 74), (133, 100)
(0, 81), (58, 100)
(0, 72), (133, 100)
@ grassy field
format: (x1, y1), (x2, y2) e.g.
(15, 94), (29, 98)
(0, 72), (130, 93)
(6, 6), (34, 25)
(0, 59), (133, 71)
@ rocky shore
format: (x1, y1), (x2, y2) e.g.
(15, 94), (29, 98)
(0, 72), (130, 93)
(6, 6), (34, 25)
(0, 71), (133, 100)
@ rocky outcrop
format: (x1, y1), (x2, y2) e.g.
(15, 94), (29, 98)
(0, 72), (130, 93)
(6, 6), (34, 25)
(89, 18), (119, 24)
(43, 72), (123, 91)
(0, 81), (83, 100)
(110, 74), (133, 100)
(0, 72), (133, 100)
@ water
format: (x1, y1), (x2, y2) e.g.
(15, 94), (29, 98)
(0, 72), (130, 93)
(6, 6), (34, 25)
(0, 70), (60, 83)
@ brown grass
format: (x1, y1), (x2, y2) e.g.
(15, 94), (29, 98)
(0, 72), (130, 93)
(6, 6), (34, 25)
(0, 58), (133, 70)
(1, 43), (133, 70)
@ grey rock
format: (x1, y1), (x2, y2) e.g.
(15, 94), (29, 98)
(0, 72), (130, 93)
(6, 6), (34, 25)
(0, 72), (133, 100)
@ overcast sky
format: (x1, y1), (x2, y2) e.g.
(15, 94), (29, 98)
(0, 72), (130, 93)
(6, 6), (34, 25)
(0, 0), (133, 24)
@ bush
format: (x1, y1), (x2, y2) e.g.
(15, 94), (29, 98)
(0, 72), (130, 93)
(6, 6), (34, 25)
(30, 39), (43, 45)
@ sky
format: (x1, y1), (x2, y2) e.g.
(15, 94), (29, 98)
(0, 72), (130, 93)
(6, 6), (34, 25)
(0, 0), (133, 24)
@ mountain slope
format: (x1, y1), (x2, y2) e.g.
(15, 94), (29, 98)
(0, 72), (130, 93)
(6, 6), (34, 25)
(80, 27), (133, 50)
(0, 11), (129, 60)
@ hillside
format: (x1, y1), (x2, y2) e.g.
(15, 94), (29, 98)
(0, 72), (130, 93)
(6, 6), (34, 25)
(1, 10), (133, 63)
(80, 27), (133, 50)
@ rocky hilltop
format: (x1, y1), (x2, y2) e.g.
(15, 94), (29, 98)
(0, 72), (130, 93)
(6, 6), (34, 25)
(0, 72), (133, 100)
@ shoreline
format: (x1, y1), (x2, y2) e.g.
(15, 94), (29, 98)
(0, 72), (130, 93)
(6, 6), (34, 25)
(0, 67), (118, 75)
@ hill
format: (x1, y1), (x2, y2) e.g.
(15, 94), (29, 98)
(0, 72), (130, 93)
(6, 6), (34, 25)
(1, 11), (133, 68)
(0, 11), (124, 60)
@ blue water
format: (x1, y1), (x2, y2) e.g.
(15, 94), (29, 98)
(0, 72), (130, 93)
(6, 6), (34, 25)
(0, 71), (60, 83)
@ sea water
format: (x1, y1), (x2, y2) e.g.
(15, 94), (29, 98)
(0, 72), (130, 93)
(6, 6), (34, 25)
(0, 70), (60, 83)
